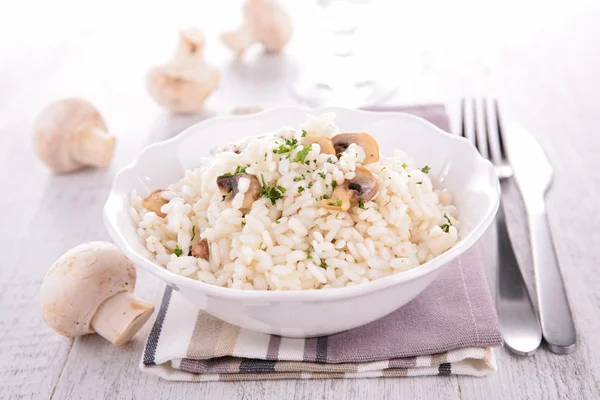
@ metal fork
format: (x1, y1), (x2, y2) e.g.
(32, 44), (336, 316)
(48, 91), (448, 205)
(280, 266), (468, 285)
(460, 98), (542, 356)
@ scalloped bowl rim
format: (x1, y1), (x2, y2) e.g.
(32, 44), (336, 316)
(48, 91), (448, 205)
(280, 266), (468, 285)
(104, 107), (499, 302)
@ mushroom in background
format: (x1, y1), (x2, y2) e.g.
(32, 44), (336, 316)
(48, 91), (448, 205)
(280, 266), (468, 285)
(147, 29), (220, 114)
(222, 0), (293, 55)
(40, 242), (155, 346)
(33, 98), (116, 173)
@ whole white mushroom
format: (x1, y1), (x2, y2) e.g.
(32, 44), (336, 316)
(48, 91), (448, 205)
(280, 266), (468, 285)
(146, 29), (220, 114)
(40, 242), (154, 346)
(222, 0), (293, 55)
(33, 98), (116, 173)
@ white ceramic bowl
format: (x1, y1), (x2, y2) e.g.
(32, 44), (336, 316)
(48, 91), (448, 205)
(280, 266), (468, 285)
(104, 107), (499, 338)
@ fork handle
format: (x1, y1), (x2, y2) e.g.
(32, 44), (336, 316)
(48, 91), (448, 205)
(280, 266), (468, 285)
(528, 199), (577, 354)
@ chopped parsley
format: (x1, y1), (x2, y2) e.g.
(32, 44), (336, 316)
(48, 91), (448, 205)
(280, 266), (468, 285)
(259, 174), (285, 205)
(306, 250), (313, 259)
(277, 185), (287, 193)
(173, 246), (183, 257)
(420, 165), (431, 174)
(218, 172), (233, 178)
(327, 200), (343, 207)
(275, 220), (281, 224)
(358, 200), (366, 209)
(307, 182), (313, 189)
(336, 212), (340, 218)
(241, 221), (246, 227)
(318, 172), (326, 179)
(235, 164), (250, 174)
(258, 241), (263, 250)
(381, 166), (387, 171)
(402, 163), (408, 169)
(440, 213), (453, 233)
(293, 176), (304, 182)
(191, 226), (196, 240)
(331, 181), (337, 190)
(293, 144), (312, 163)
(298, 186), (305, 193)
(273, 138), (299, 154)
(327, 157), (335, 164)
(417, 181), (423, 185)
(221, 195), (227, 201)
(301, 129), (308, 137)
(322, 194), (331, 200)
(319, 261), (327, 269)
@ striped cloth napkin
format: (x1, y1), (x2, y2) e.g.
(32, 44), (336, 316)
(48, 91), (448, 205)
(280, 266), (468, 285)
(139, 105), (504, 381)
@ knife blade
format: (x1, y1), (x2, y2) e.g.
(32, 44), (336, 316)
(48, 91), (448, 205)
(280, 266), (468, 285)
(504, 123), (577, 354)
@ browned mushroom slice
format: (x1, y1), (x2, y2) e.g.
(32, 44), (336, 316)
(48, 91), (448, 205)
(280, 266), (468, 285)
(191, 238), (209, 260)
(322, 166), (378, 211)
(142, 189), (168, 218)
(303, 136), (335, 155)
(217, 173), (261, 209)
(331, 133), (380, 164)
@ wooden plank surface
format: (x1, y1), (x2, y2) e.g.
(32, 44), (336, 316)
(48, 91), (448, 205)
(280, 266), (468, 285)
(1, 1), (599, 399)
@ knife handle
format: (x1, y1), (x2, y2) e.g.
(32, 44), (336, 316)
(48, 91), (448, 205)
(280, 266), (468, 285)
(528, 201), (577, 354)
(496, 185), (542, 356)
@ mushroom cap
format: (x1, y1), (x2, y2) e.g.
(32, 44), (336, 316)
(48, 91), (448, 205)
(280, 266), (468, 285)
(142, 189), (168, 218)
(146, 65), (220, 114)
(304, 136), (335, 155)
(33, 98), (108, 173)
(244, 0), (292, 52)
(332, 132), (380, 164)
(323, 166), (378, 211)
(39, 242), (136, 338)
(217, 173), (261, 209)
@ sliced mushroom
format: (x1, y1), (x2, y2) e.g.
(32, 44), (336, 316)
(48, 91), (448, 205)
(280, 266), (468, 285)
(142, 189), (168, 218)
(322, 166), (378, 211)
(217, 173), (261, 209)
(332, 133), (380, 164)
(191, 238), (209, 260)
(303, 136), (335, 155)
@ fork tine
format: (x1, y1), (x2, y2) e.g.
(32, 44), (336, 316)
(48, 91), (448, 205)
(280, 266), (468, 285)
(460, 98), (467, 137)
(461, 98), (476, 145)
(485, 99), (504, 164)
(474, 98), (489, 159)
(494, 100), (507, 160)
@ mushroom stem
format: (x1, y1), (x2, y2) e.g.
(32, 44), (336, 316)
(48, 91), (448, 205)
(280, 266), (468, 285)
(168, 29), (206, 70)
(90, 291), (154, 346)
(72, 126), (116, 168)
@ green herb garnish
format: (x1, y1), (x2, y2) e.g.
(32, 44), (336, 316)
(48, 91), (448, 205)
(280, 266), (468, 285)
(191, 226), (196, 240)
(381, 166), (387, 171)
(242, 221), (246, 227)
(235, 164), (250, 174)
(259, 174), (285, 205)
(322, 194), (331, 200)
(293, 176), (304, 182)
(402, 163), (408, 169)
(273, 138), (299, 154)
(258, 241), (263, 250)
(319, 261), (327, 269)
(358, 200), (366, 209)
(277, 185), (287, 194)
(173, 246), (183, 257)
(417, 181), (423, 185)
(307, 182), (313, 189)
(298, 186), (305, 193)
(221, 195), (227, 201)
(331, 181), (337, 190)
(218, 172), (233, 178)
(293, 144), (312, 164)
(306, 250), (313, 259)
(327, 200), (343, 207)
(327, 157), (335, 164)
(440, 213), (453, 233)
(301, 129), (308, 137)
(318, 172), (326, 179)
(420, 165), (431, 174)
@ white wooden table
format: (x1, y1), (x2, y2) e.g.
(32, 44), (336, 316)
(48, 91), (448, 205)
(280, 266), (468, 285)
(1, 1), (599, 398)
